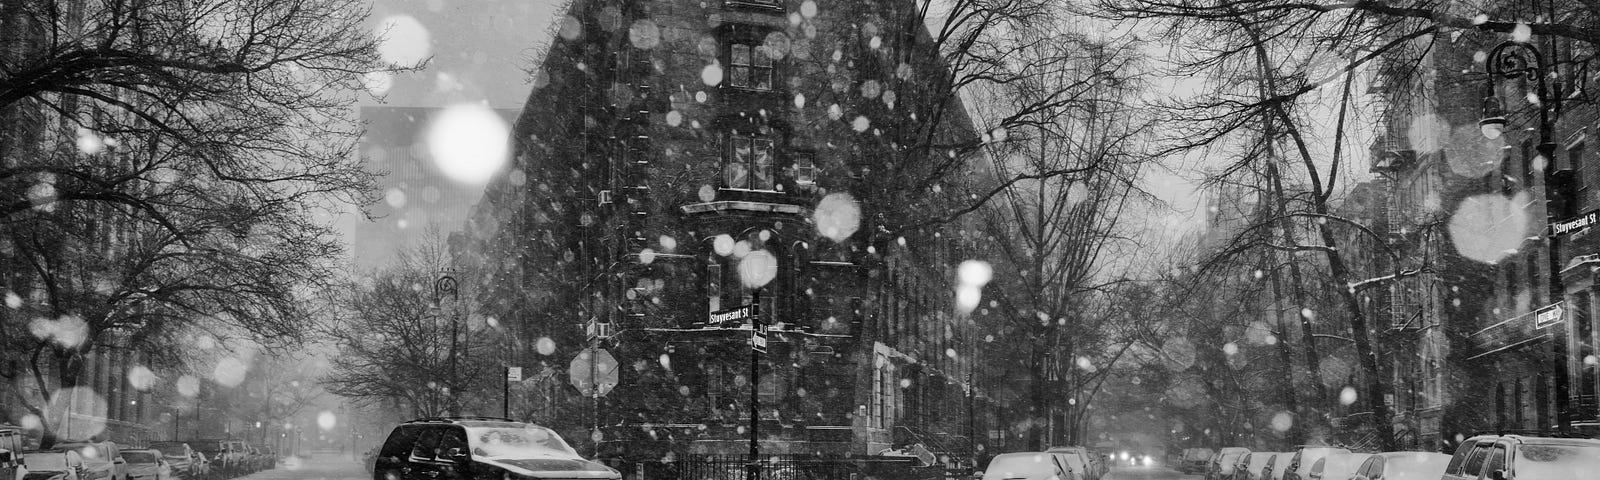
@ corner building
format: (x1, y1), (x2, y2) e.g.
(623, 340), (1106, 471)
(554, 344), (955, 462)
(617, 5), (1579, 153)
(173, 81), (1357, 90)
(460, 0), (994, 466)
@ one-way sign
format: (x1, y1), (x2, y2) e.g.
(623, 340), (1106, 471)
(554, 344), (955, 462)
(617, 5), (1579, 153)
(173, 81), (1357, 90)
(1535, 302), (1565, 329)
(751, 327), (768, 353)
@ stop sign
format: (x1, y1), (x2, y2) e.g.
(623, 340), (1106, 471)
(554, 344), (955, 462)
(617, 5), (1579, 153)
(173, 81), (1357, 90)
(568, 347), (619, 397)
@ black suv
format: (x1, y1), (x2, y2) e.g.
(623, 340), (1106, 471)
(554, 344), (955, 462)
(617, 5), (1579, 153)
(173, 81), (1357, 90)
(372, 418), (617, 480)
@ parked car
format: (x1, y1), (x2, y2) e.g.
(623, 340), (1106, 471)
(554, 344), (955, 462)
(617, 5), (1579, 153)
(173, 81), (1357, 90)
(1307, 452), (1372, 480)
(1282, 446), (1351, 480)
(1349, 451), (1448, 480)
(52, 442), (124, 480)
(981, 453), (1072, 480)
(222, 442), (249, 475)
(1180, 448), (1217, 474)
(248, 445), (273, 471)
(1263, 453), (1292, 480)
(1208, 448), (1251, 480)
(118, 450), (169, 480)
(1441, 434), (1600, 480)
(1236, 452), (1274, 480)
(372, 417), (617, 480)
(1045, 446), (1102, 480)
(185, 453), (207, 480)
(2, 426), (27, 480)
(183, 441), (234, 476)
(145, 443), (196, 480)
(20, 451), (83, 480)
(1042, 448), (1091, 480)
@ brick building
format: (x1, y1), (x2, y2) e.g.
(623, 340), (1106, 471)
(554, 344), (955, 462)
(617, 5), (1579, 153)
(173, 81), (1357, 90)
(456, 0), (997, 465)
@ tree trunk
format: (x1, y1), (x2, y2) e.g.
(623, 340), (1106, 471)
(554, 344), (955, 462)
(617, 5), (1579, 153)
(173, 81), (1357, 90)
(1267, 161), (1326, 413)
(1315, 224), (1398, 450)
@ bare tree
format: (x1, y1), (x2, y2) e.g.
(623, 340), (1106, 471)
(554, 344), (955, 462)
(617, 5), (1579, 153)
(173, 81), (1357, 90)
(0, 0), (396, 445)
(322, 230), (499, 418)
(962, 25), (1154, 448)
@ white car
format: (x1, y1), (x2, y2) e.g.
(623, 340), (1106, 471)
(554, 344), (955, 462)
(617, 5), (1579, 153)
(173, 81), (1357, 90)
(118, 450), (170, 480)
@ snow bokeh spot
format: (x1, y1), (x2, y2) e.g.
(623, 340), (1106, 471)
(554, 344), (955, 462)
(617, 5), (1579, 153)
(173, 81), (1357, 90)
(76, 128), (106, 154)
(385, 188), (407, 208)
(713, 234), (736, 256)
(1270, 412), (1294, 432)
(213, 357), (249, 387)
(536, 337), (557, 356)
(317, 410), (338, 430)
(628, 20), (660, 49)
(1339, 386), (1358, 406)
(852, 116), (870, 132)
(701, 63), (724, 86)
(128, 366), (158, 391)
(363, 72), (393, 96)
(1449, 192), (1531, 264)
(30, 315), (88, 348)
(375, 15), (431, 66)
(738, 250), (778, 288)
(813, 193), (861, 242)
(176, 375), (200, 397)
(1511, 22), (1532, 43)
(427, 104), (509, 185)
(639, 248), (657, 264)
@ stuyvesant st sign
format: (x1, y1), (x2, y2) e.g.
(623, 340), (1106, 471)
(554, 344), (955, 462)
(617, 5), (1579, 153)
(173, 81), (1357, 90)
(1551, 209), (1600, 237)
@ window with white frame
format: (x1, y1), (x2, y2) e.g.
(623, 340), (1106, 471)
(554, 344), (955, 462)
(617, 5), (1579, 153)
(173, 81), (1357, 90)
(724, 132), (775, 190)
(727, 42), (773, 90)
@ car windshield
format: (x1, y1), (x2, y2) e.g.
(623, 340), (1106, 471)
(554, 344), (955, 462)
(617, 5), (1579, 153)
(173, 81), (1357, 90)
(1513, 445), (1600, 479)
(122, 452), (157, 464)
(23, 454), (68, 471)
(465, 427), (580, 460)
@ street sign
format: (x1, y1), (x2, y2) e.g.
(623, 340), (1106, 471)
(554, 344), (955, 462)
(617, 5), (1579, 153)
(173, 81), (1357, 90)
(1552, 209), (1600, 237)
(751, 327), (768, 353)
(709, 304), (758, 326)
(568, 348), (620, 397)
(506, 367), (522, 382)
(1535, 302), (1566, 329)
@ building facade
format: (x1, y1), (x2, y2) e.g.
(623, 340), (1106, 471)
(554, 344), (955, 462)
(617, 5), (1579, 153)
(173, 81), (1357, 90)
(458, 0), (995, 466)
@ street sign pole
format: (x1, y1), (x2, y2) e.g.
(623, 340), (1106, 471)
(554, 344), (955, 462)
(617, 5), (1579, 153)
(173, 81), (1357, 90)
(504, 367), (522, 419)
(748, 289), (761, 480)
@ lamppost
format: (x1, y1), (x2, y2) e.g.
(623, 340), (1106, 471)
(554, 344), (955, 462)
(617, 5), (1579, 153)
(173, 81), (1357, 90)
(738, 249), (777, 480)
(1479, 39), (1571, 433)
(436, 272), (460, 416)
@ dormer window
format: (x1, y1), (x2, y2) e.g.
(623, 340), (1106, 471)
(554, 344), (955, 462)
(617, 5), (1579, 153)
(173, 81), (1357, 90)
(727, 42), (773, 90)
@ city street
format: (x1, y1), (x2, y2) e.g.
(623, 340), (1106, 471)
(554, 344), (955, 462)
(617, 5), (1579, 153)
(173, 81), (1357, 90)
(12, 2), (1600, 480)
(1104, 467), (1201, 480)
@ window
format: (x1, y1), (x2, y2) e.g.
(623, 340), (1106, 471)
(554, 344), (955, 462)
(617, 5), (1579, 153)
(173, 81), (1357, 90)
(1483, 445), (1507, 476)
(1461, 444), (1490, 477)
(794, 151), (816, 186)
(1570, 140), (1588, 195)
(724, 133), (775, 190)
(728, 42), (773, 90)
(410, 427), (441, 460)
(1445, 440), (1477, 474)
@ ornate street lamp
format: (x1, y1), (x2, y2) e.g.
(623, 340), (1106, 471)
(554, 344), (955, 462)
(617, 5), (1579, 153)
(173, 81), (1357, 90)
(1478, 39), (1571, 433)
(738, 249), (777, 480)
